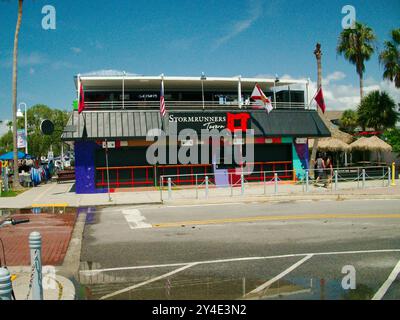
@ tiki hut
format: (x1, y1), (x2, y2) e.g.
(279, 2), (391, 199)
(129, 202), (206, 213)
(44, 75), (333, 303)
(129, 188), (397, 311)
(350, 136), (392, 152)
(350, 136), (392, 164)
(308, 137), (351, 152)
(308, 114), (354, 167)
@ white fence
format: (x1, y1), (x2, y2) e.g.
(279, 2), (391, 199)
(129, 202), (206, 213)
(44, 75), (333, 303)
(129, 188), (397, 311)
(159, 166), (393, 201)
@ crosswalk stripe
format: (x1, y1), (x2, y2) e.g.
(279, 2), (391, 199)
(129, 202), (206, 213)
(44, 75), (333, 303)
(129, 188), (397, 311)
(122, 209), (152, 229)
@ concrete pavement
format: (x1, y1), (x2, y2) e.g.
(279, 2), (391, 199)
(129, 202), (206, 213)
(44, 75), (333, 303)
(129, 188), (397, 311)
(79, 200), (400, 300)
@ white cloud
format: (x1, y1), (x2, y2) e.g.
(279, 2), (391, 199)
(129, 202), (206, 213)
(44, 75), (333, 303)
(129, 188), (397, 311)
(322, 71), (346, 85)
(71, 47), (82, 54)
(272, 72), (400, 110)
(213, 0), (262, 50)
(0, 52), (47, 68)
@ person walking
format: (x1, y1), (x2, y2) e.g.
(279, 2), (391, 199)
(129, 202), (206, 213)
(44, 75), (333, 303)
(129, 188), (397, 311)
(324, 156), (334, 188)
(314, 153), (325, 185)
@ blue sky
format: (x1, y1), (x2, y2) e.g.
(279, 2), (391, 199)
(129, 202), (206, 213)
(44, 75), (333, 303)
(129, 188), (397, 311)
(0, 0), (399, 125)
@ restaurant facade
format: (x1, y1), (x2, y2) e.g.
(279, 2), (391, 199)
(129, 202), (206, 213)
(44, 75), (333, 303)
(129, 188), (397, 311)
(62, 74), (330, 194)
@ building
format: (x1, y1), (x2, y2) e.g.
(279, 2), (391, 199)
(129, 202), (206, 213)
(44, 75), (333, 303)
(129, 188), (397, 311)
(62, 74), (330, 194)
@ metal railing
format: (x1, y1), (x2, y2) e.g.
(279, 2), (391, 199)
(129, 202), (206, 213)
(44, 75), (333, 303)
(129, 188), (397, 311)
(83, 100), (307, 110)
(159, 165), (393, 201)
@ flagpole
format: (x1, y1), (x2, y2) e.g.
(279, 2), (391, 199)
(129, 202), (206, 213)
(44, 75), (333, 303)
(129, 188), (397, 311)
(77, 74), (81, 110)
(105, 138), (112, 202)
(160, 73), (164, 131)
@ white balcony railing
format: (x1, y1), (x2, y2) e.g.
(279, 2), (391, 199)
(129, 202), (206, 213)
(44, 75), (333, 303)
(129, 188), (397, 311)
(83, 100), (308, 110)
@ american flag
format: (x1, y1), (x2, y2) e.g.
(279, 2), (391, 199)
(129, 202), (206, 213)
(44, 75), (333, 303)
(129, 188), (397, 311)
(160, 79), (166, 117)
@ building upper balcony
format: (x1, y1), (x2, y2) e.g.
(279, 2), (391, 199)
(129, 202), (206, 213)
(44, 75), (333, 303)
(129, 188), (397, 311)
(75, 74), (312, 111)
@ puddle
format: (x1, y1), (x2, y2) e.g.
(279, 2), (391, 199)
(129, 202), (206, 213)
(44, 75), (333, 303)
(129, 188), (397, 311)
(0, 206), (98, 223)
(80, 275), (377, 300)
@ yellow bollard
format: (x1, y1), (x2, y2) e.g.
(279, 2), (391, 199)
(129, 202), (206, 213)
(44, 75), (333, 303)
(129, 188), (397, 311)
(391, 162), (396, 186)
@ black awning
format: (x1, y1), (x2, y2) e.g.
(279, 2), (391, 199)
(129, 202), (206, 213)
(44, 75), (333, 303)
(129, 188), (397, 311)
(61, 109), (330, 141)
(249, 109), (331, 137)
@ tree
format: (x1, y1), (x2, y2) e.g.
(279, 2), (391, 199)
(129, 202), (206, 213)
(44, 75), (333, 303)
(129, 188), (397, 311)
(0, 131), (13, 154)
(11, 0), (24, 189)
(384, 128), (400, 156)
(357, 90), (398, 131)
(0, 105), (70, 160)
(337, 22), (376, 100)
(379, 28), (400, 88)
(339, 109), (358, 133)
(19, 104), (69, 158)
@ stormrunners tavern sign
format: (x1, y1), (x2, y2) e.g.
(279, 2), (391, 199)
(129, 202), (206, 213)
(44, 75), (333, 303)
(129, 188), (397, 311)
(168, 112), (250, 132)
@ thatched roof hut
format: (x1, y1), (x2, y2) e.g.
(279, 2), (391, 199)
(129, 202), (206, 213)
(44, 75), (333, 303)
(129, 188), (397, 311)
(308, 137), (351, 152)
(350, 136), (392, 152)
(321, 113), (354, 144)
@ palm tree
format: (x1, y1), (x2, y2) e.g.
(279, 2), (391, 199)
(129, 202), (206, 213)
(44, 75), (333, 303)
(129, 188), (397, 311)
(11, 0), (24, 189)
(357, 90), (398, 131)
(337, 22), (376, 100)
(379, 28), (400, 88)
(339, 109), (358, 133)
(310, 43), (322, 176)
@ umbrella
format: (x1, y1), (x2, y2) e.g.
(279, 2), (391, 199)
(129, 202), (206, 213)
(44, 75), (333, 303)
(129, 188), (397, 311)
(309, 137), (351, 152)
(0, 151), (32, 160)
(349, 136), (392, 152)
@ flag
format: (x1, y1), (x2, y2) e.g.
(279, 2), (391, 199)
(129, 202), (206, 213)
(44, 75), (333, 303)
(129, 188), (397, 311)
(251, 83), (273, 113)
(160, 79), (166, 117)
(314, 87), (326, 113)
(78, 82), (85, 114)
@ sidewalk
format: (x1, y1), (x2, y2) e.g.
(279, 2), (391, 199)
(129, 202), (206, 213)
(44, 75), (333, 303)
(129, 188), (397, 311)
(0, 210), (78, 300)
(0, 182), (161, 209)
(0, 180), (399, 209)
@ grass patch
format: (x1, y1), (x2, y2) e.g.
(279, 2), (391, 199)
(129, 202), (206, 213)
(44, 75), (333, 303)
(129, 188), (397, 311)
(0, 189), (27, 197)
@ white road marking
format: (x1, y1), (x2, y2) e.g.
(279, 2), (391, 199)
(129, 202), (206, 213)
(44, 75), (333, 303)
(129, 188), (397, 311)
(122, 209), (152, 229)
(99, 263), (197, 300)
(246, 254), (313, 296)
(372, 258), (400, 300)
(79, 248), (400, 275)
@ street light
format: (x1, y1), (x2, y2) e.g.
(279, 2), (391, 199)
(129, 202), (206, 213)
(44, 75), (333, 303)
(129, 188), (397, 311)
(17, 102), (28, 154)
(201, 72), (206, 110)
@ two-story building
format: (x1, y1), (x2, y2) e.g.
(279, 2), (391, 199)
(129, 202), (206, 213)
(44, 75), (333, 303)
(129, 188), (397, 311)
(62, 73), (330, 194)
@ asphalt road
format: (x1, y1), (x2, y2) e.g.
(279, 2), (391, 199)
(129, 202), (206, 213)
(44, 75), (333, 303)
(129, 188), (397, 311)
(78, 199), (400, 300)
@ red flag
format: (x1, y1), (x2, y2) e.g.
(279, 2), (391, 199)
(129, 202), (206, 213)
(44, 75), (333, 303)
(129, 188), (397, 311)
(78, 82), (85, 114)
(314, 87), (326, 113)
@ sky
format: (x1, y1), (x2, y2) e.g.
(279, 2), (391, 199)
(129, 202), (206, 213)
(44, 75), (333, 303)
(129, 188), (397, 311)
(0, 0), (399, 131)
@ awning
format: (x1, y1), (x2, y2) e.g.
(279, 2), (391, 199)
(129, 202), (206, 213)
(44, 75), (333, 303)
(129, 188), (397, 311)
(61, 109), (330, 141)
(0, 151), (32, 160)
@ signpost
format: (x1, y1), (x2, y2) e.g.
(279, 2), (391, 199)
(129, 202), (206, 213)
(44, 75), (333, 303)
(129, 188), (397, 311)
(17, 129), (26, 149)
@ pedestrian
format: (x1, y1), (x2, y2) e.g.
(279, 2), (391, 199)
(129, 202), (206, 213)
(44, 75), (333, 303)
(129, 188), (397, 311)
(324, 156), (333, 188)
(314, 153), (325, 185)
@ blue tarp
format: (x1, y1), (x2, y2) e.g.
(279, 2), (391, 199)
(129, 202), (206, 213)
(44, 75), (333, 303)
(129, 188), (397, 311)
(0, 151), (32, 160)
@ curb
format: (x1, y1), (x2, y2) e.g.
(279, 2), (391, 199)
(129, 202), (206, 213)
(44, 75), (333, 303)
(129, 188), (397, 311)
(161, 193), (400, 206)
(57, 212), (87, 279)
